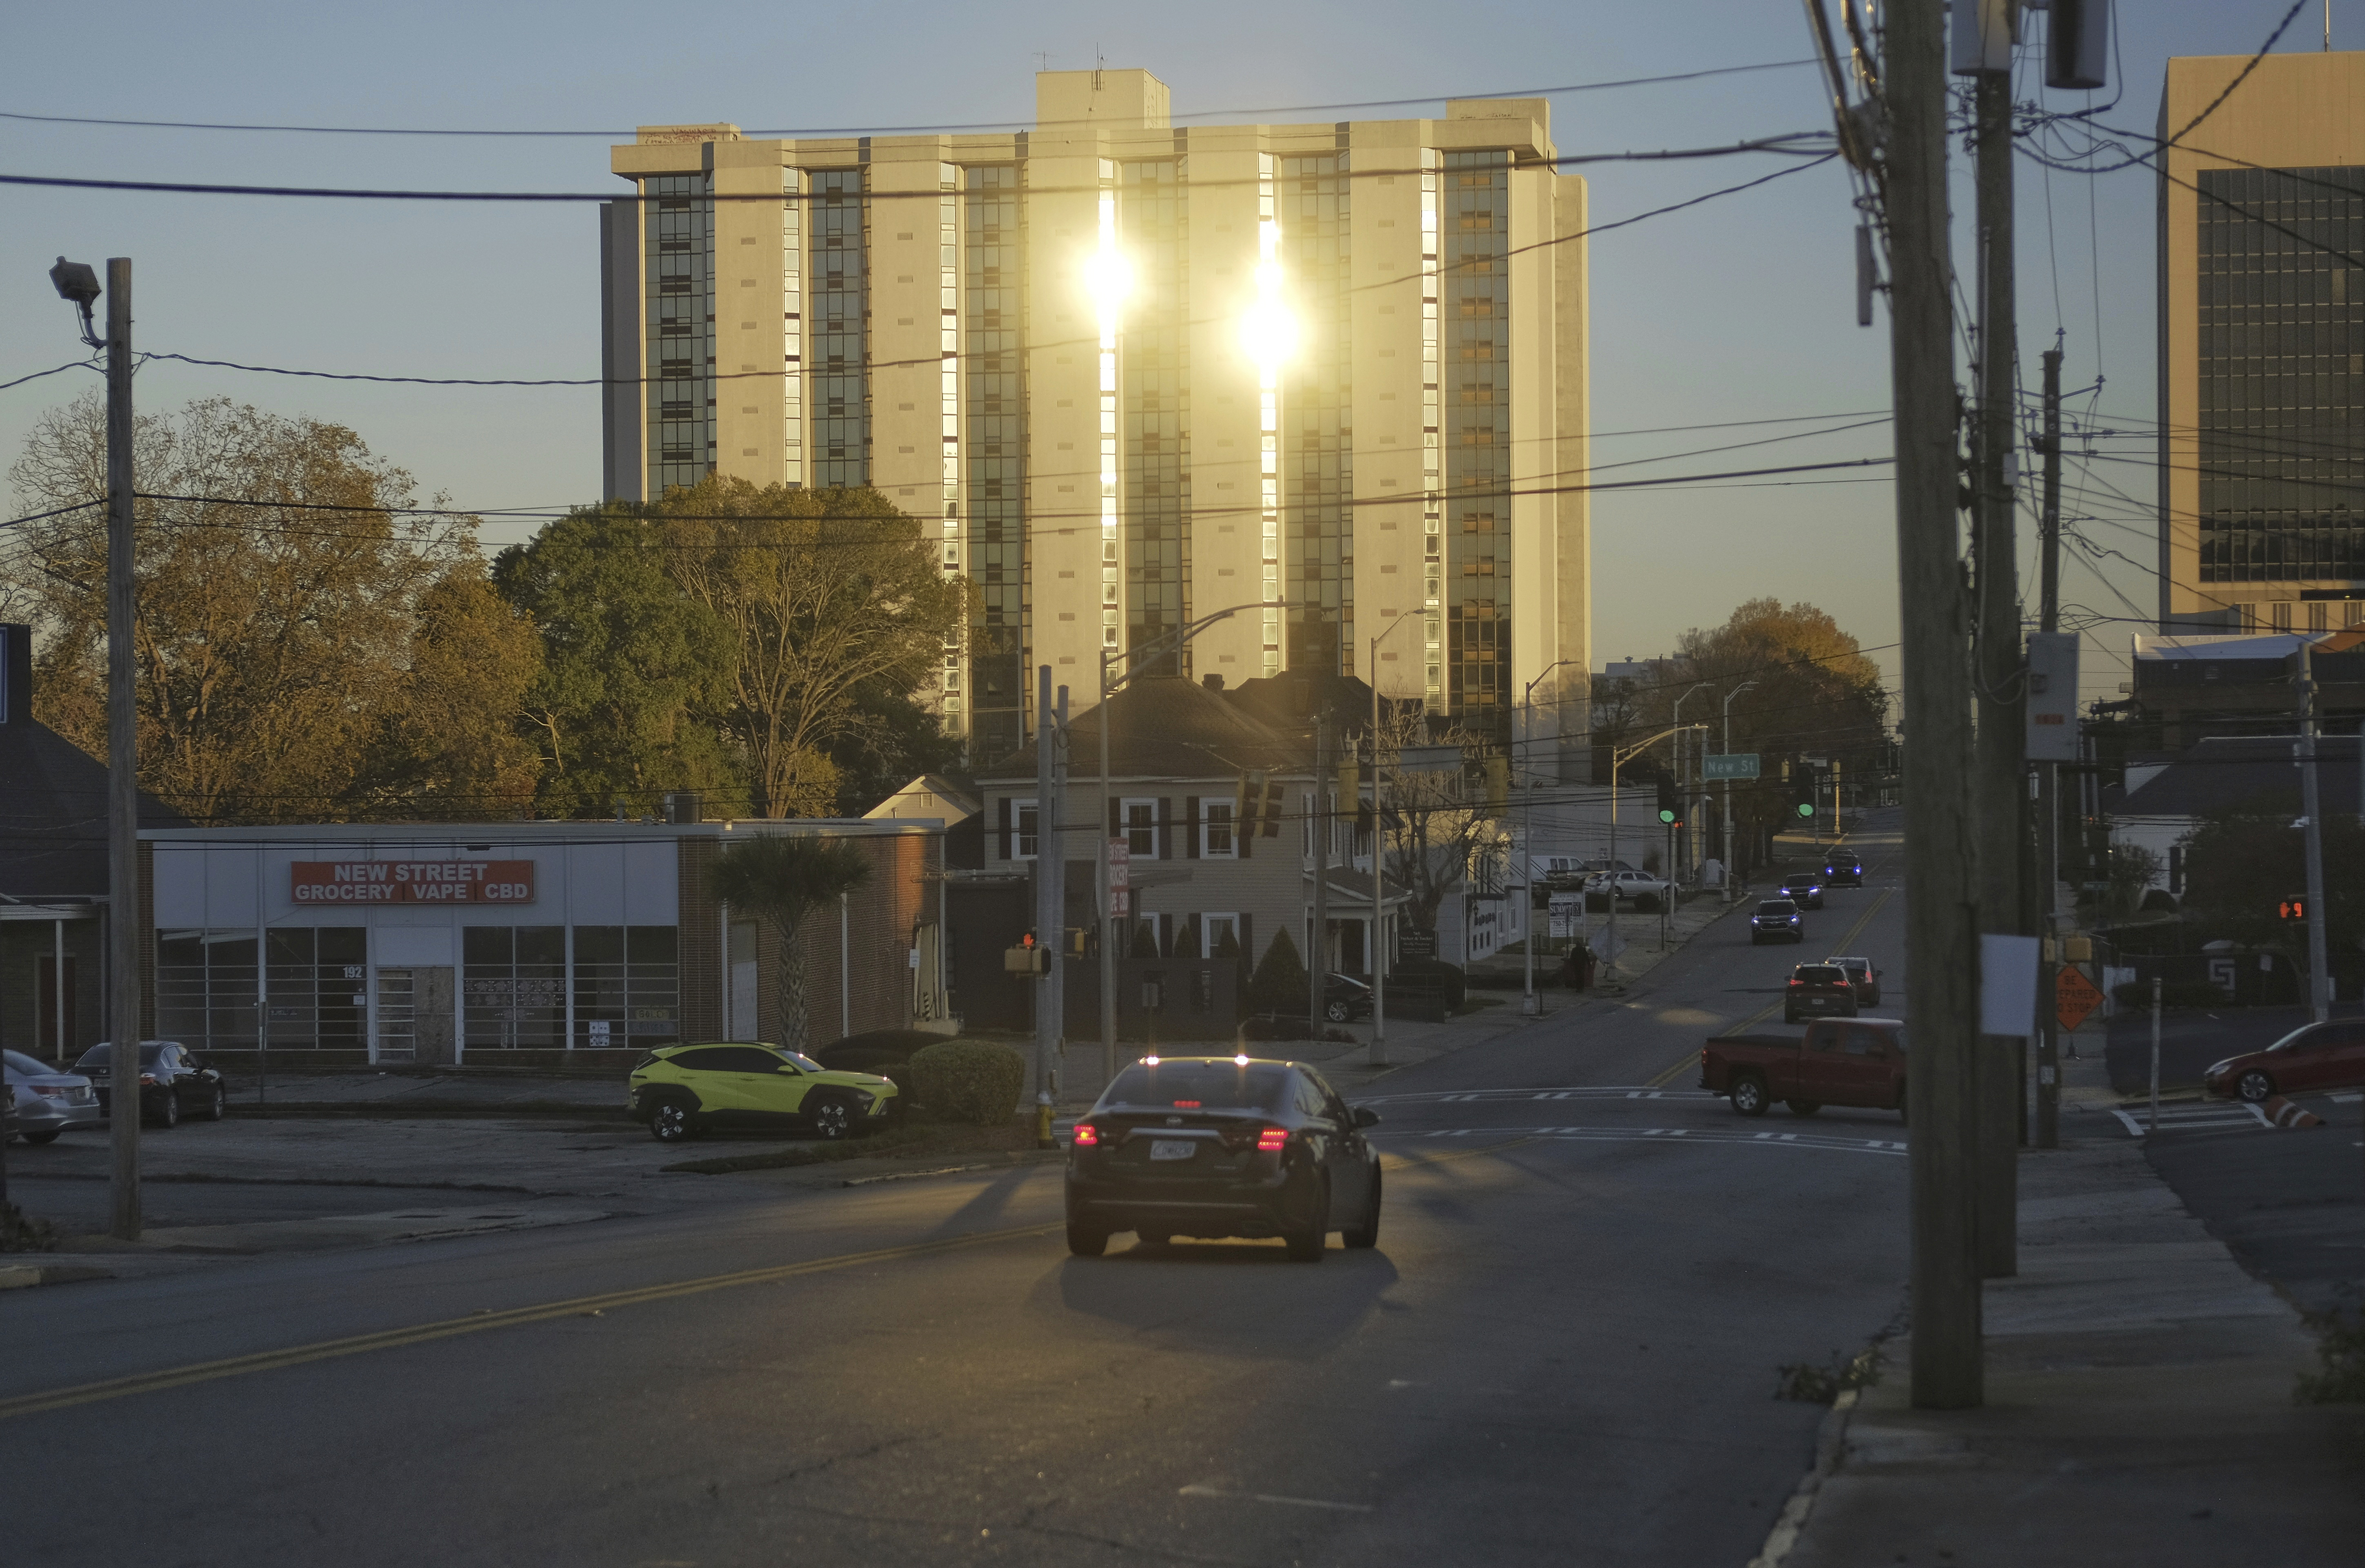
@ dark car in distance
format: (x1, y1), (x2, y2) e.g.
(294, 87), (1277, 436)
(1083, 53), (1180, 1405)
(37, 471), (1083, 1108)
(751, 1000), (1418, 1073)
(73, 1041), (227, 1128)
(1778, 872), (1827, 910)
(1065, 1055), (1383, 1261)
(1750, 900), (1806, 945)
(1784, 964), (1861, 1024)
(1822, 851), (1864, 887)
(1825, 955), (1883, 1006)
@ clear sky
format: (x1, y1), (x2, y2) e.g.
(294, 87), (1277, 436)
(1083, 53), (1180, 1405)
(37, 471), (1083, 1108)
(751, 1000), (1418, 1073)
(2, 1), (2354, 717)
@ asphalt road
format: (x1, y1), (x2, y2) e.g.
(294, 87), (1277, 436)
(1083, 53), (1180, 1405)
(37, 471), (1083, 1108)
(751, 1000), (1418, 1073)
(0, 827), (1914, 1567)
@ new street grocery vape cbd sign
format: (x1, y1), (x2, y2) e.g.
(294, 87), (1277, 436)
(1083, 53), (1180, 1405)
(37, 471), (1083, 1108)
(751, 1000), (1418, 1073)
(291, 861), (536, 905)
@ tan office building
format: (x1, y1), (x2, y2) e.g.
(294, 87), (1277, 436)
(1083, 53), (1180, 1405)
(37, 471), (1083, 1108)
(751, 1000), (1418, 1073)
(2157, 51), (2365, 633)
(601, 69), (1590, 767)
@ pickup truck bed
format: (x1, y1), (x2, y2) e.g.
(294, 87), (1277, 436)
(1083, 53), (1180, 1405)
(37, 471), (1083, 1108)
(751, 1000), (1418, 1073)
(1699, 1019), (1906, 1119)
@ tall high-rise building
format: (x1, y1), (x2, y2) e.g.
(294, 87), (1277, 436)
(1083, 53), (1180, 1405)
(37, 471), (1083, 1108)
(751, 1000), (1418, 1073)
(2157, 51), (2365, 634)
(601, 69), (1590, 766)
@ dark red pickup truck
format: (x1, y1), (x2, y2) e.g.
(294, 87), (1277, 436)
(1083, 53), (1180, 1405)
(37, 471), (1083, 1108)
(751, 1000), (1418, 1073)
(1699, 1019), (1907, 1119)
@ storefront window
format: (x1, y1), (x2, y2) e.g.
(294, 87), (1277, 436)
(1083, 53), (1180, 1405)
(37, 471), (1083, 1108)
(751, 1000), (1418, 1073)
(573, 925), (679, 1048)
(157, 930), (265, 1052)
(462, 926), (566, 1049)
(261, 927), (367, 1051)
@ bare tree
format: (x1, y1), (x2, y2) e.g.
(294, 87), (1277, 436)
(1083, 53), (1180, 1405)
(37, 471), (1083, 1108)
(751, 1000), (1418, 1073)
(1367, 706), (1506, 937)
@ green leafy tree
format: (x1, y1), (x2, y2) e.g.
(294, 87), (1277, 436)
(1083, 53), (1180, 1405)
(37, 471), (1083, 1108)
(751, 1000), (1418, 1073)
(355, 561), (545, 818)
(2180, 811), (2365, 954)
(706, 834), (873, 1050)
(655, 478), (970, 816)
(491, 506), (746, 819)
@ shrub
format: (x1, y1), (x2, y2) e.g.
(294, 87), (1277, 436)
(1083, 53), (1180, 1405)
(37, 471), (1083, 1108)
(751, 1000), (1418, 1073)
(907, 1039), (1026, 1125)
(1246, 928), (1308, 1015)
(1394, 957), (1467, 1009)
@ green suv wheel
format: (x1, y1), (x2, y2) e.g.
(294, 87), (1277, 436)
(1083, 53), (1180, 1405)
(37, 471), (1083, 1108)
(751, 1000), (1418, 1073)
(649, 1099), (698, 1142)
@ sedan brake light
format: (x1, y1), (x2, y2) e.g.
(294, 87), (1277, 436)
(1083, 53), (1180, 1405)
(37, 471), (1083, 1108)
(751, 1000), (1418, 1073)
(1787, 979), (1803, 987)
(1071, 1122), (1100, 1148)
(1255, 1126), (1289, 1152)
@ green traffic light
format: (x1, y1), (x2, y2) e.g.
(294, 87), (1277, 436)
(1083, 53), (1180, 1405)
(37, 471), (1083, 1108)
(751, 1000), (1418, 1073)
(1796, 802), (1815, 818)
(1658, 808), (1676, 824)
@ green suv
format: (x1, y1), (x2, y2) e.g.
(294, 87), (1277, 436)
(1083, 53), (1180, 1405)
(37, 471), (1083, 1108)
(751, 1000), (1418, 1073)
(627, 1043), (900, 1143)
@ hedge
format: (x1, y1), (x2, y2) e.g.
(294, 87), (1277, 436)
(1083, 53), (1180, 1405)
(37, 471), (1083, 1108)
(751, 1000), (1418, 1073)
(907, 1039), (1027, 1125)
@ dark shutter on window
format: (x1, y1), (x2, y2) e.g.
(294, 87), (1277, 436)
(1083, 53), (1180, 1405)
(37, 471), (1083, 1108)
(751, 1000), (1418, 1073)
(1239, 912), (1255, 966)
(997, 796), (1012, 862)
(1184, 797), (1200, 858)
(1109, 796), (1122, 838)
(1158, 798), (1174, 860)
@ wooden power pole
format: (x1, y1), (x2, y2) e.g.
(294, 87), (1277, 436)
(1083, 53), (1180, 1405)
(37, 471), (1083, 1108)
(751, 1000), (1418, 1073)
(1888, 0), (1984, 1409)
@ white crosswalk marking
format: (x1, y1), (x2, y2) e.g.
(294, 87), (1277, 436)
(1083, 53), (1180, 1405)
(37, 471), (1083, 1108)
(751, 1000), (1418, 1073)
(2107, 1102), (2270, 1137)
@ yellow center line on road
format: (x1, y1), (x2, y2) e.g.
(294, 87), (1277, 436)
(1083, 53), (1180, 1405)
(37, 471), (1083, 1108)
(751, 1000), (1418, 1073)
(1645, 885), (1896, 1088)
(1381, 1137), (1540, 1173)
(0, 1220), (1062, 1422)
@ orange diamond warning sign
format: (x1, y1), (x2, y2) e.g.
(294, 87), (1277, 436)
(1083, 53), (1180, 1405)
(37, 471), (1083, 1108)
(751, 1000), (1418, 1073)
(2055, 966), (2103, 1032)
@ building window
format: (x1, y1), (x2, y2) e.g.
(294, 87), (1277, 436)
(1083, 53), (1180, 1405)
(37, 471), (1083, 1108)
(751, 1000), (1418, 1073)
(643, 173), (715, 498)
(1201, 801), (1236, 858)
(572, 926), (679, 1049)
(157, 931), (260, 1052)
(1201, 912), (1240, 958)
(462, 926), (566, 1050)
(1122, 798), (1159, 858)
(258, 927), (367, 1051)
(1014, 799), (1039, 860)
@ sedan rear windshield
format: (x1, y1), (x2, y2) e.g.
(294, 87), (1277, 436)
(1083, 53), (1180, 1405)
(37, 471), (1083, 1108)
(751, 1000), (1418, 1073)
(72, 1045), (165, 1070)
(1793, 967), (1847, 984)
(1103, 1062), (1291, 1113)
(4, 1049), (63, 1076)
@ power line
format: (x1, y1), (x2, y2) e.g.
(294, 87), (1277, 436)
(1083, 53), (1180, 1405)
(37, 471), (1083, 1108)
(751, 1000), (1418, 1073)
(0, 134), (1833, 207)
(0, 60), (1823, 141)
(0, 360), (99, 394)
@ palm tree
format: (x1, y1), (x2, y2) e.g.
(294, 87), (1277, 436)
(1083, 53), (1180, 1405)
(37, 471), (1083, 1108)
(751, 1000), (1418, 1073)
(707, 832), (873, 1051)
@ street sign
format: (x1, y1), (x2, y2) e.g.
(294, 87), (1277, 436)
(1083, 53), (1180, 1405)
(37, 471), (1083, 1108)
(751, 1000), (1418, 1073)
(1703, 753), (1761, 782)
(2055, 966), (2103, 1032)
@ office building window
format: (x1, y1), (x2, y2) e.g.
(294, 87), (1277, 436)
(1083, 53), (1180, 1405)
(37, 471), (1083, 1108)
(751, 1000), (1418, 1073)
(1283, 148), (1352, 676)
(2194, 165), (2365, 584)
(964, 164), (1026, 762)
(1123, 155), (1192, 674)
(1443, 150), (1510, 726)
(812, 166), (870, 489)
(644, 173), (715, 497)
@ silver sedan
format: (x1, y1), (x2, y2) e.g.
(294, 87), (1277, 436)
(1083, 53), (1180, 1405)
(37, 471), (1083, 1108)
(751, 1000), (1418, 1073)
(4, 1048), (104, 1145)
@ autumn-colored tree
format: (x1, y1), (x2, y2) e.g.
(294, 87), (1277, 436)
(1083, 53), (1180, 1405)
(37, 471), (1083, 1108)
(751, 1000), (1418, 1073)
(653, 477), (970, 817)
(6, 394), (514, 824)
(354, 562), (545, 819)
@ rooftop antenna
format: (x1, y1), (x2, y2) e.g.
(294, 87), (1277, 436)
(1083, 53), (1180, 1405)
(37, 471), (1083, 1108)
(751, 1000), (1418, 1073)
(1093, 44), (1103, 91)
(1032, 50), (1050, 73)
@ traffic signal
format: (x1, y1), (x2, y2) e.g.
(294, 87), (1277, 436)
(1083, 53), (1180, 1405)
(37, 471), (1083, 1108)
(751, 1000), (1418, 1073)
(1004, 931), (1047, 975)
(2279, 893), (2308, 922)
(1655, 777), (1679, 826)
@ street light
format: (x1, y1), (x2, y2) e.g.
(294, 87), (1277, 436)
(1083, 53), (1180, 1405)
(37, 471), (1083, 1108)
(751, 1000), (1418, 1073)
(1366, 606), (1427, 1065)
(1720, 681), (1758, 902)
(1095, 600), (1284, 1090)
(1519, 657), (1584, 1016)
(1602, 724), (1703, 979)
(1670, 682), (1709, 885)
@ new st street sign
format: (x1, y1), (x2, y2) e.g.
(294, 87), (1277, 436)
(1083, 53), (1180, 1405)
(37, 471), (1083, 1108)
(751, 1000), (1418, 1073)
(1703, 753), (1761, 782)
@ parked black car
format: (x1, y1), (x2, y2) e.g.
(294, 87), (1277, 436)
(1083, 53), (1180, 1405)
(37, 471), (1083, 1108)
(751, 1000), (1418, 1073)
(1778, 872), (1827, 910)
(73, 1041), (228, 1128)
(1822, 851), (1864, 887)
(1065, 1056), (1384, 1261)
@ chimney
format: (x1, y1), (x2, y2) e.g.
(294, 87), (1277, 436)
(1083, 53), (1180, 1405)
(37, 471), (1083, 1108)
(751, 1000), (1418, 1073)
(663, 791), (704, 825)
(1202, 673), (1224, 692)
(0, 624), (29, 725)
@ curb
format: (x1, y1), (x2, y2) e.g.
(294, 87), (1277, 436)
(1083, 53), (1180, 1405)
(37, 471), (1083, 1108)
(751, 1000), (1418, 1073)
(1745, 1386), (1861, 1568)
(0, 1262), (116, 1291)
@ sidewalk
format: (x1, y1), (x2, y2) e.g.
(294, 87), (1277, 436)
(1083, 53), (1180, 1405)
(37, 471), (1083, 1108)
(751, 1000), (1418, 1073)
(1775, 1043), (2365, 1566)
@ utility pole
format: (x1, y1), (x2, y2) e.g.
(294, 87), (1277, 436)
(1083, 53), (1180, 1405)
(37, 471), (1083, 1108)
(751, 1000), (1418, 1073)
(1033, 666), (1060, 1142)
(2036, 346), (2063, 1149)
(1971, 39), (2026, 1282)
(1890, 0), (1984, 1409)
(1310, 712), (1330, 1036)
(2298, 640), (2331, 1023)
(1721, 681), (1757, 903)
(102, 261), (140, 1240)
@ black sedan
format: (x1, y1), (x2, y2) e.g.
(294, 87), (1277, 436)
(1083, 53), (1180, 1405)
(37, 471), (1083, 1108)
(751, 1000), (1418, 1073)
(1778, 872), (1827, 909)
(74, 1041), (228, 1128)
(1065, 1055), (1382, 1261)
(1750, 899), (1806, 944)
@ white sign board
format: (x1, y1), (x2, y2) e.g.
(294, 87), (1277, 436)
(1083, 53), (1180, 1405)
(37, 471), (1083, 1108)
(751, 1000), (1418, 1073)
(1547, 892), (1582, 939)
(2024, 632), (2081, 762)
(1980, 934), (2041, 1038)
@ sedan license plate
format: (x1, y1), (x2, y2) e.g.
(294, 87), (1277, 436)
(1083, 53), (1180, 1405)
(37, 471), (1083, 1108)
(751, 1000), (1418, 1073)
(1148, 1139), (1198, 1162)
